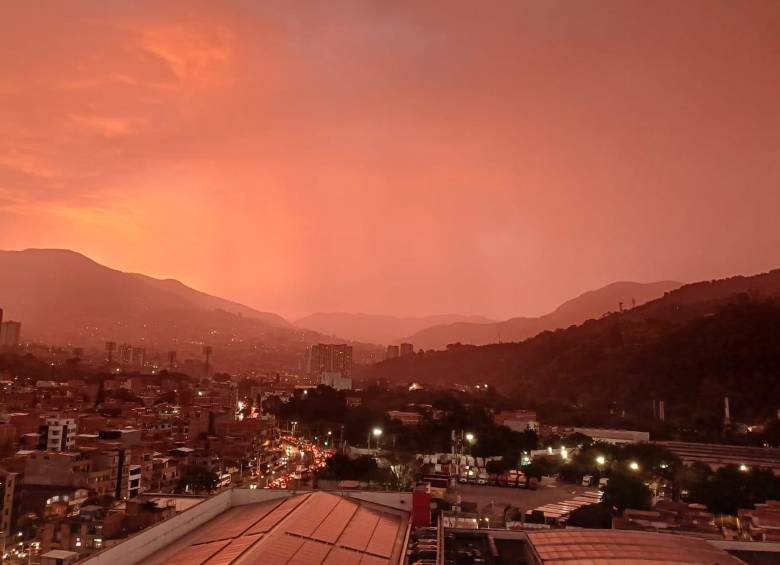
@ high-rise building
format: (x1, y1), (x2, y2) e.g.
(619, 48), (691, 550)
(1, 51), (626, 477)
(118, 343), (132, 365)
(38, 417), (77, 451)
(132, 347), (146, 369)
(399, 343), (414, 356)
(386, 345), (400, 359)
(307, 344), (353, 377)
(0, 321), (21, 347)
(0, 467), (17, 535)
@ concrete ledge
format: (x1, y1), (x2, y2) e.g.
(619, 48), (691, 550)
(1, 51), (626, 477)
(83, 490), (232, 565)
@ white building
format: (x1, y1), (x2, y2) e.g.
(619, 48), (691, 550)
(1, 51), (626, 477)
(320, 371), (352, 391)
(40, 418), (77, 451)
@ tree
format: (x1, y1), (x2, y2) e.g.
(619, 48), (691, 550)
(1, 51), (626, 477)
(522, 461), (546, 485)
(318, 453), (378, 481)
(385, 450), (419, 491)
(687, 464), (780, 515)
(602, 472), (652, 511)
(568, 503), (613, 528)
(486, 459), (512, 475)
(178, 465), (218, 493)
(261, 394), (283, 415)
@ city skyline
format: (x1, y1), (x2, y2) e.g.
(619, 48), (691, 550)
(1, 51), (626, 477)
(2, 1), (779, 321)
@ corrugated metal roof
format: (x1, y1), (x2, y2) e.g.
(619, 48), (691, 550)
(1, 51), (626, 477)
(526, 530), (744, 564)
(144, 491), (408, 565)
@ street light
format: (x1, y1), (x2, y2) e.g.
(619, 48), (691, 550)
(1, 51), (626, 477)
(368, 427), (382, 450)
(629, 461), (639, 471)
(739, 464), (748, 472)
(595, 455), (606, 466)
(464, 432), (476, 455)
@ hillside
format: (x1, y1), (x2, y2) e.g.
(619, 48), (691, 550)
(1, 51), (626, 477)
(0, 249), (377, 369)
(403, 280), (682, 350)
(295, 312), (495, 345)
(362, 269), (780, 427)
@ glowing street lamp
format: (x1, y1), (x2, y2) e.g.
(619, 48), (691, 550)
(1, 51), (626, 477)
(629, 461), (640, 471)
(464, 432), (476, 455)
(368, 427), (382, 450)
(739, 464), (748, 472)
(595, 455), (606, 466)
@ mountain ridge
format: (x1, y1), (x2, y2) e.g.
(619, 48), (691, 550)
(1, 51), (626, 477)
(0, 248), (294, 349)
(401, 280), (683, 349)
(294, 312), (496, 345)
(361, 267), (780, 426)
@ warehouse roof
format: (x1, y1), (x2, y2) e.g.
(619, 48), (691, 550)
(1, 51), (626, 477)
(525, 530), (744, 564)
(144, 491), (409, 565)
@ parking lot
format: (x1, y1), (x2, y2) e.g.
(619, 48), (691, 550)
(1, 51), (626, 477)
(453, 481), (593, 515)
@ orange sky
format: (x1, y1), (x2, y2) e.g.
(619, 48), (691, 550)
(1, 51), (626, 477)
(1, 1), (779, 320)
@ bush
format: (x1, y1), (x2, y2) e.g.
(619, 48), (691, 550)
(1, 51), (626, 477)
(568, 503), (613, 528)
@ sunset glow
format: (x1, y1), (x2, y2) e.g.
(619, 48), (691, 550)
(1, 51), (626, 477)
(2, 1), (779, 319)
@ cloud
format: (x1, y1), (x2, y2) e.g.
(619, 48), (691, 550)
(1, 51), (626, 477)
(0, 150), (58, 179)
(68, 113), (147, 138)
(129, 23), (235, 88)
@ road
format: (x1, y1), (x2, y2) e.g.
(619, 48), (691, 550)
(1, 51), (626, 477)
(453, 482), (594, 515)
(265, 434), (332, 489)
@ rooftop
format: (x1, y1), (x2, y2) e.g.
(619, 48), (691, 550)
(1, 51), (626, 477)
(147, 491), (407, 565)
(86, 490), (410, 565)
(656, 441), (780, 472)
(525, 530), (744, 564)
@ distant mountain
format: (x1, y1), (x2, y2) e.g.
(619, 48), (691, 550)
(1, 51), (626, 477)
(294, 312), (496, 345)
(0, 248), (289, 331)
(362, 268), (780, 428)
(403, 280), (682, 350)
(0, 250), (345, 368)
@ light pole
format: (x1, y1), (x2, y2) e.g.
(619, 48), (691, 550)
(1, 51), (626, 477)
(465, 432), (475, 455)
(368, 427), (382, 450)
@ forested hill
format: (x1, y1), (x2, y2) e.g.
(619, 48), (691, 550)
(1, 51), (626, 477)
(361, 269), (780, 427)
